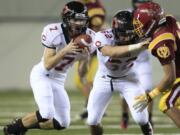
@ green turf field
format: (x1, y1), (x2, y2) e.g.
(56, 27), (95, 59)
(0, 90), (179, 135)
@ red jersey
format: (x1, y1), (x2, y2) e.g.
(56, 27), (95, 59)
(148, 16), (180, 77)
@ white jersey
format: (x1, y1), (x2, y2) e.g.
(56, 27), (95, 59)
(35, 22), (95, 81)
(136, 50), (150, 62)
(94, 29), (139, 77)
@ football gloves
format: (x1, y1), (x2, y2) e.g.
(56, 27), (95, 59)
(133, 88), (161, 112)
(133, 93), (152, 112)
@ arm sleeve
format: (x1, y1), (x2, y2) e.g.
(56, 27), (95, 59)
(151, 40), (175, 65)
(41, 25), (56, 49)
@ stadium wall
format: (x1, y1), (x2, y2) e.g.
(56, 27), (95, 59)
(0, 0), (179, 90)
(1, 0), (180, 20)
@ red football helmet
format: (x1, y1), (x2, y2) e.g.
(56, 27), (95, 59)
(133, 2), (166, 38)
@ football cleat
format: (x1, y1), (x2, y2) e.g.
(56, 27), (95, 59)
(120, 119), (129, 129)
(3, 126), (13, 135)
(3, 119), (27, 135)
(120, 114), (129, 129)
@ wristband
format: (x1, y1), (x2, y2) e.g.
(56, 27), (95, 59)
(128, 43), (142, 51)
(149, 88), (161, 99)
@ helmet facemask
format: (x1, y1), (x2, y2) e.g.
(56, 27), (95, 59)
(112, 11), (136, 45)
(113, 26), (136, 45)
(133, 2), (166, 38)
(66, 14), (89, 37)
(133, 18), (145, 38)
(133, 18), (157, 38)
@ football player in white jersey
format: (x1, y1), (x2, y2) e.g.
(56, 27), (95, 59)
(87, 10), (153, 135)
(120, 0), (153, 129)
(3, 1), (95, 135)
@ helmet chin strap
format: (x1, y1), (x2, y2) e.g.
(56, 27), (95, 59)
(145, 19), (156, 37)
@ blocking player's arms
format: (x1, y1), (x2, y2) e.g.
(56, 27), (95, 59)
(156, 61), (176, 92)
(44, 40), (81, 70)
(133, 58), (176, 112)
(99, 39), (149, 58)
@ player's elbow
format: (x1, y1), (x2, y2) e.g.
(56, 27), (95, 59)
(165, 74), (176, 87)
(168, 75), (176, 85)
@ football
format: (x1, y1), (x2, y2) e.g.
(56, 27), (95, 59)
(73, 34), (92, 48)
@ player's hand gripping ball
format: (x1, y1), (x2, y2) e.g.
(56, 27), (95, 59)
(73, 34), (92, 49)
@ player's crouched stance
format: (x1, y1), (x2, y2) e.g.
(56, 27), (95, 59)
(87, 10), (153, 135)
(3, 1), (94, 135)
(132, 2), (180, 128)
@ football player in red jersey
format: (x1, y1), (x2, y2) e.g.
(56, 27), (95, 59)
(120, 0), (154, 129)
(133, 2), (180, 128)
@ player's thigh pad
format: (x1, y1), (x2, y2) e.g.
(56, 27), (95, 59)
(87, 77), (112, 125)
(135, 61), (153, 92)
(30, 68), (55, 119)
(53, 82), (70, 128)
(159, 83), (180, 113)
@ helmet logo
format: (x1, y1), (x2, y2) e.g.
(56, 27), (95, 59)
(133, 18), (144, 37)
(157, 46), (170, 58)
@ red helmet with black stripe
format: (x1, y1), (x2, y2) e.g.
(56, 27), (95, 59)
(133, 2), (166, 38)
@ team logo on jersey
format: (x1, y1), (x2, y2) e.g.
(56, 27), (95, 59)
(95, 41), (101, 47)
(157, 45), (170, 58)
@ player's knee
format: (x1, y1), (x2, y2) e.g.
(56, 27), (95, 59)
(87, 116), (99, 125)
(131, 108), (149, 125)
(36, 110), (54, 122)
(133, 115), (148, 125)
(135, 118), (148, 125)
